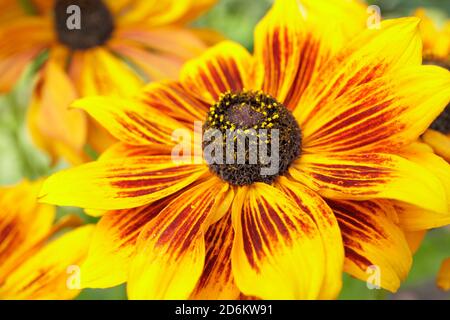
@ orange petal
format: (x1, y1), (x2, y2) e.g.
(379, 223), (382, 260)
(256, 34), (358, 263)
(231, 183), (326, 299)
(28, 59), (88, 165)
(328, 199), (412, 292)
(39, 156), (209, 210)
(128, 176), (231, 299)
(180, 41), (254, 103)
(437, 258), (450, 291)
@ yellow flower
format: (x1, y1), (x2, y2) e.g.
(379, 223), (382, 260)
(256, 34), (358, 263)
(0, 0), (217, 164)
(0, 179), (94, 299)
(39, 0), (450, 299)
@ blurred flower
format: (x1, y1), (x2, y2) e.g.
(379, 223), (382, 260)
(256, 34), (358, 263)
(437, 257), (450, 291)
(414, 9), (450, 163)
(38, 0), (450, 299)
(0, 0), (218, 164)
(0, 179), (94, 299)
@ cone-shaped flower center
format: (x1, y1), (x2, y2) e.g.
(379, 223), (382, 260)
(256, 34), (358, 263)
(425, 59), (450, 134)
(54, 0), (114, 50)
(203, 90), (302, 186)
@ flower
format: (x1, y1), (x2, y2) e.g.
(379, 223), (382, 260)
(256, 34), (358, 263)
(0, 179), (94, 299)
(437, 257), (450, 291)
(39, 0), (450, 299)
(0, 0), (217, 164)
(413, 9), (450, 163)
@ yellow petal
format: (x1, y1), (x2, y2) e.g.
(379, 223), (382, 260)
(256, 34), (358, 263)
(403, 230), (427, 254)
(72, 96), (187, 146)
(275, 177), (344, 299)
(128, 176), (230, 299)
(180, 41), (254, 103)
(231, 183), (326, 299)
(0, 225), (94, 300)
(0, 180), (55, 283)
(422, 129), (450, 162)
(328, 199), (412, 292)
(39, 156), (209, 210)
(190, 214), (240, 300)
(290, 152), (447, 214)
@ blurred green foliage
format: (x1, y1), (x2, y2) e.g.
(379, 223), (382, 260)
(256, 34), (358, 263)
(0, 0), (448, 300)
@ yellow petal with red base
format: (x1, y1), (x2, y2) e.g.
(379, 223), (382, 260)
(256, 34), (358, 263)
(80, 196), (176, 289)
(180, 41), (254, 103)
(72, 96), (187, 146)
(39, 156), (209, 210)
(275, 177), (344, 299)
(328, 199), (412, 292)
(290, 152), (447, 214)
(127, 176), (231, 299)
(0, 225), (94, 300)
(437, 258), (450, 291)
(190, 214), (240, 300)
(0, 180), (55, 283)
(254, 0), (343, 105)
(301, 66), (450, 154)
(231, 183), (326, 299)
(295, 18), (423, 135)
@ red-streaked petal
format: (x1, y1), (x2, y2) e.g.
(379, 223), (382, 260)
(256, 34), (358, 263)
(290, 152), (447, 214)
(231, 183), (326, 299)
(328, 199), (412, 292)
(180, 41), (254, 103)
(128, 176), (232, 299)
(39, 156), (209, 210)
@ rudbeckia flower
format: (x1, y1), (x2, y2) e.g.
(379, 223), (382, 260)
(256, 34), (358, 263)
(414, 9), (450, 162)
(0, 0), (217, 164)
(0, 179), (94, 299)
(39, 0), (450, 299)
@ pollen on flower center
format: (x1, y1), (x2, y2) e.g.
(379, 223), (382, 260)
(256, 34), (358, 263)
(202, 90), (302, 186)
(54, 0), (114, 50)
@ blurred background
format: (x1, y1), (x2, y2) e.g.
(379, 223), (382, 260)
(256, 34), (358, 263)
(0, 0), (449, 300)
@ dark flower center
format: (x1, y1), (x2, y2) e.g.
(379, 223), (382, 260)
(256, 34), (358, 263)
(424, 58), (450, 134)
(54, 0), (114, 50)
(202, 90), (302, 186)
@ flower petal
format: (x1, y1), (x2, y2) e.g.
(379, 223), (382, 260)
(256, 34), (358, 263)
(180, 41), (254, 103)
(0, 17), (53, 92)
(0, 225), (94, 300)
(72, 96), (187, 146)
(28, 59), (88, 165)
(190, 214), (240, 300)
(300, 66), (450, 153)
(290, 152), (447, 214)
(231, 183), (326, 299)
(422, 129), (450, 162)
(127, 176), (231, 299)
(403, 230), (426, 254)
(437, 258), (450, 291)
(254, 0), (343, 105)
(80, 196), (175, 289)
(39, 156), (209, 210)
(0, 180), (55, 283)
(140, 81), (209, 126)
(275, 177), (344, 299)
(328, 199), (412, 292)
